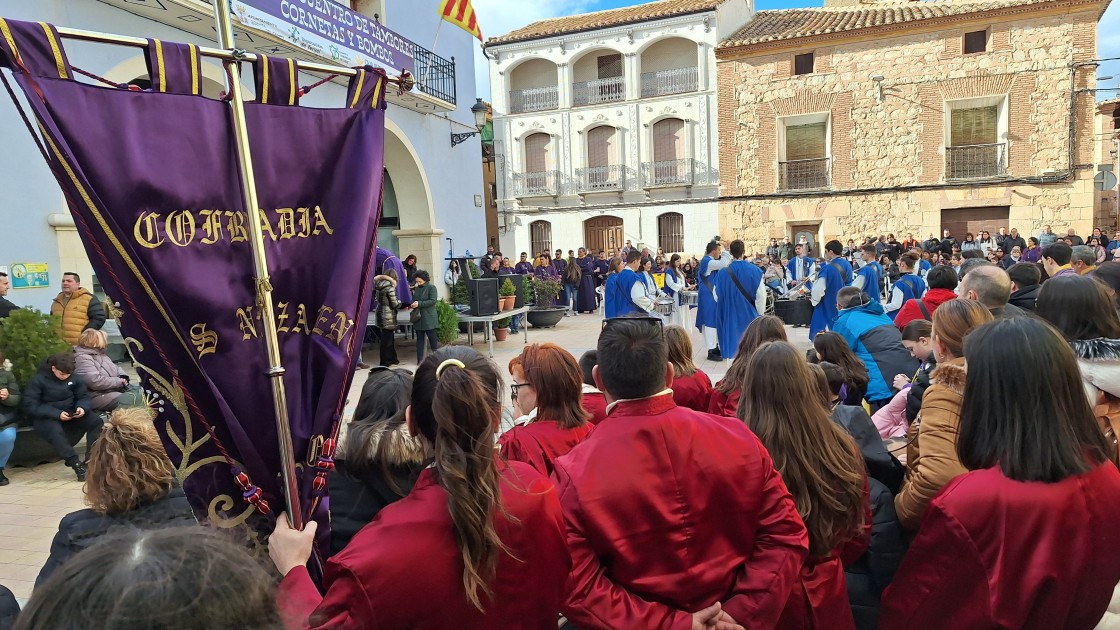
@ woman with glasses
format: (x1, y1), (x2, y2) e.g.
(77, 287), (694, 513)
(271, 347), (569, 629)
(501, 344), (593, 476)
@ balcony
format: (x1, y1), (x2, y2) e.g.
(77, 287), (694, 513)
(778, 158), (831, 191)
(413, 46), (457, 106)
(513, 170), (562, 197)
(573, 77), (626, 106)
(575, 165), (626, 192)
(642, 159), (695, 187)
(946, 143), (1007, 180)
(509, 86), (559, 114)
(640, 67), (699, 98)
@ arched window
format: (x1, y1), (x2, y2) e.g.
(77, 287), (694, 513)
(658, 213), (684, 253)
(585, 126), (619, 189)
(530, 220), (553, 258)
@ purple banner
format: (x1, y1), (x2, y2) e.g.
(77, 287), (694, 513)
(0, 19), (386, 546)
(233, 0), (416, 76)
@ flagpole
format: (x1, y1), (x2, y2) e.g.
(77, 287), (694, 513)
(211, 0), (303, 530)
(421, 18), (444, 90)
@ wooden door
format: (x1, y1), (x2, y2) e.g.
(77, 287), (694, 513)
(584, 216), (624, 254)
(940, 207), (1010, 242)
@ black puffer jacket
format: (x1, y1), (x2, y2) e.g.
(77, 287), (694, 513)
(1008, 284), (1040, 311)
(22, 362), (92, 423)
(374, 275), (401, 330)
(36, 487), (196, 587)
(905, 354), (937, 424)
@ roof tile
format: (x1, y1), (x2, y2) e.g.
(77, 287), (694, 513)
(487, 0), (723, 46)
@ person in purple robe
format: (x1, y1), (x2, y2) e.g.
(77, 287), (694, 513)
(514, 252), (534, 276)
(576, 248), (598, 314)
(375, 247), (412, 305)
(534, 254), (560, 306)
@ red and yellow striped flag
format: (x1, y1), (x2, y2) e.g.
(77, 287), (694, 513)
(439, 0), (483, 42)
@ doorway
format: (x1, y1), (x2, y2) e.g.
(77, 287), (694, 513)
(584, 216), (624, 254)
(788, 222), (820, 258)
(940, 207), (1010, 241)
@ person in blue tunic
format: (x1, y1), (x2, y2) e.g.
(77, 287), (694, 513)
(601, 257), (625, 318)
(576, 248), (598, 314)
(810, 240), (854, 338)
(884, 252), (927, 320)
(713, 240), (767, 360)
(606, 252), (651, 318)
(852, 244), (883, 304)
(695, 240), (733, 361)
(786, 244), (815, 292)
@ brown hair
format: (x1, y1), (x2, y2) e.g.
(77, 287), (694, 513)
(931, 299), (993, 359)
(77, 328), (108, 350)
(412, 347), (508, 612)
(664, 325), (698, 378)
(813, 332), (869, 390)
(805, 363), (832, 409)
(84, 408), (175, 515)
(737, 342), (867, 557)
(715, 315), (787, 395)
(899, 252), (919, 272)
(508, 343), (588, 429)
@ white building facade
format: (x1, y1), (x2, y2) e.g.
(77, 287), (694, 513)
(485, 0), (752, 259)
(0, 0), (483, 309)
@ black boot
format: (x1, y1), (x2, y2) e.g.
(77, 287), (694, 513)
(0, 468), (8, 486)
(707, 348), (722, 361)
(71, 462), (86, 482)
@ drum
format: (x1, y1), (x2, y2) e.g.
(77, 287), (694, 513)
(654, 299), (674, 316)
(680, 291), (699, 307)
(773, 298), (813, 326)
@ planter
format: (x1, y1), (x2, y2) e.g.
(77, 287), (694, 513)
(526, 307), (566, 329)
(494, 327), (510, 341)
(500, 296), (516, 311)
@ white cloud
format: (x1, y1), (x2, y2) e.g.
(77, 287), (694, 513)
(470, 0), (598, 99)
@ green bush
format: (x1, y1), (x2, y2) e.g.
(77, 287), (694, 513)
(530, 276), (563, 307)
(499, 278), (517, 297)
(436, 299), (460, 345)
(495, 316), (512, 329)
(0, 308), (72, 385)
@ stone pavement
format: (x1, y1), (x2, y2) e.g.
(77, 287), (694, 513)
(0, 311), (814, 606)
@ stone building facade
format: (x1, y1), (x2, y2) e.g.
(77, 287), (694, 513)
(1095, 97), (1120, 228)
(716, 0), (1108, 252)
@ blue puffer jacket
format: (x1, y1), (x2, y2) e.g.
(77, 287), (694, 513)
(832, 302), (920, 403)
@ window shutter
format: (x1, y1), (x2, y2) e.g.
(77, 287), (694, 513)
(597, 54), (623, 79)
(524, 133), (549, 173)
(653, 119), (684, 162)
(530, 221), (553, 256)
(658, 213), (684, 253)
(785, 122), (826, 161)
(587, 127), (615, 168)
(950, 106), (997, 146)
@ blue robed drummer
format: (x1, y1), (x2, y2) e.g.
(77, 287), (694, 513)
(694, 240), (733, 361)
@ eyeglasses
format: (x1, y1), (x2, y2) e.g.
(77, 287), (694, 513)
(510, 382), (530, 401)
(601, 316), (664, 333)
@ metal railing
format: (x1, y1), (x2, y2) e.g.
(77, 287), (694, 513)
(640, 67), (699, 98)
(413, 45), (457, 105)
(946, 143), (1007, 180)
(642, 159), (695, 187)
(509, 86), (559, 113)
(575, 165), (626, 192)
(573, 77), (625, 106)
(778, 158), (831, 191)
(513, 170), (562, 196)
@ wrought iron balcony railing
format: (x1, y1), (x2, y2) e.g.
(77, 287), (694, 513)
(946, 143), (1007, 180)
(778, 158), (831, 191)
(509, 86), (559, 114)
(413, 44), (457, 106)
(575, 165), (626, 192)
(640, 67), (699, 98)
(513, 170), (562, 197)
(642, 159), (695, 187)
(573, 77), (625, 106)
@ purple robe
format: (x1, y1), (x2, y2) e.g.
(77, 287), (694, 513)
(376, 247), (412, 305)
(515, 261), (534, 275)
(577, 256), (598, 313)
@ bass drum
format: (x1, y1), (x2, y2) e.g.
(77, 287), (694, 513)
(773, 298), (813, 326)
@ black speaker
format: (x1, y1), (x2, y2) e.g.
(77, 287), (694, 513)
(468, 278), (500, 316)
(510, 274), (530, 308)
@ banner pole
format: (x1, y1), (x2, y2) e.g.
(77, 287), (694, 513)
(211, 0), (303, 529)
(421, 19), (444, 89)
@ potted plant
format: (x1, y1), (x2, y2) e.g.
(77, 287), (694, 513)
(494, 316), (511, 341)
(526, 276), (567, 329)
(435, 300), (460, 345)
(499, 278), (517, 311)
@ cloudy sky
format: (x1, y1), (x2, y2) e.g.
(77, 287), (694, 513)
(466, 0), (1120, 102)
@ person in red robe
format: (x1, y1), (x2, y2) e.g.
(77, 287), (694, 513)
(709, 315), (788, 417)
(554, 317), (809, 630)
(665, 325), (713, 412)
(736, 341), (870, 630)
(499, 343), (593, 477)
(881, 317), (1120, 630)
(269, 347), (570, 630)
(578, 350), (608, 425)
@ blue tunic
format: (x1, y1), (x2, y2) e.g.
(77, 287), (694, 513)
(695, 256), (721, 331)
(810, 258), (853, 338)
(603, 274), (620, 319)
(610, 268), (644, 317)
(856, 261), (883, 304)
(714, 261), (763, 359)
(786, 256), (814, 286)
(889, 274), (927, 320)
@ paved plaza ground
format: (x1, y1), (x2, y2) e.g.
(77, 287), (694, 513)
(0, 311), (813, 605)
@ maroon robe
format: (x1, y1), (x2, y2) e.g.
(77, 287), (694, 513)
(672, 370), (713, 413)
(279, 461), (569, 629)
(553, 393), (809, 629)
(707, 386), (741, 418)
(581, 391), (608, 425)
(882, 462), (1120, 629)
(498, 419), (593, 477)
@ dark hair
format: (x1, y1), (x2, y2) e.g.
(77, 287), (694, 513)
(508, 344), (588, 429)
(596, 319), (667, 400)
(926, 265), (958, 290)
(958, 258), (992, 280)
(413, 269), (431, 283)
(902, 319), (933, 342)
(1028, 237), (1039, 246)
(0, 271), (6, 278)
(578, 350), (597, 386)
(958, 318), (1112, 481)
(412, 346), (507, 611)
(898, 252), (919, 271)
(836, 286), (868, 309)
(705, 241), (720, 255)
(626, 250), (643, 264)
(861, 244), (876, 256)
(817, 361), (847, 397)
(47, 352), (76, 374)
(664, 325), (699, 378)
(825, 240), (842, 255)
(1035, 275), (1120, 341)
(338, 368), (419, 490)
(729, 240), (746, 258)
(1042, 242), (1073, 266)
(63, 272), (80, 283)
(1092, 262), (1120, 307)
(813, 332), (869, 389)
(715, 315), (787, 395)
(15, 527), (279, 630)
(1007, 262), (1040, 288)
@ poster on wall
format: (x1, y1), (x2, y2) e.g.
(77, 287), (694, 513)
(8, 263), (50, 289)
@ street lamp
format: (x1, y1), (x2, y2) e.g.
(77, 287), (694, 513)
(451, 98), (489, 147)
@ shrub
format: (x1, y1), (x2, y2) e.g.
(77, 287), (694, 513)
(436, 300), (460, 345)
(530, 276), (563, 308)
(499, 278), (517, 297)
(495, 316), (511, 329)
(0, 308), (72, 385)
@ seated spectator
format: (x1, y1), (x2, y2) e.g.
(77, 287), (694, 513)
(831, 289), (919, 412)
(893, 266), (958, 331)
(710, 315), (788, 416)
(814, 331), (871, 408)
(501, 344), (593, 477)
(577, 350), (607, 425)
(0, 351), (18, 487)
(1071, 245), (1098, 276)
(329, 367), (422, 557)
(1007, 262), (1042, 311)
(881, 317), (1120, 629)
(36, 408), (196, 586)
(895, 299), (992, 530)
(958, 265), (1026, 319)
(1093, 261), (1120, 314)
(73, 329), (130, 413)
(23, 352), (99, 481)
(899, 319), (936, 426)
(665, 325), (713, 412)
(21, 527), (279, 629)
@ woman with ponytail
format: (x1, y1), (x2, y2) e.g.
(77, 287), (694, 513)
(270, 346), (570, 629)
